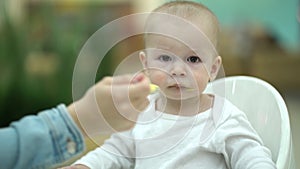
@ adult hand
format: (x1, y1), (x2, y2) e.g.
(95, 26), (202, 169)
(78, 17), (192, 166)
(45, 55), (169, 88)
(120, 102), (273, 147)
(67, 73), (150, 136)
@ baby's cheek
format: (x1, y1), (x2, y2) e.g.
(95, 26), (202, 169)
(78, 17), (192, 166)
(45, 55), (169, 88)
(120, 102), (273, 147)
(149, 71), (167, 86)
(193, 73), (209, 92)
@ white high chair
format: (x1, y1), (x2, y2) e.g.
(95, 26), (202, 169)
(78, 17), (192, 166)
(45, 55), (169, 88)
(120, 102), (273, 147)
(204, 76), (296, 169)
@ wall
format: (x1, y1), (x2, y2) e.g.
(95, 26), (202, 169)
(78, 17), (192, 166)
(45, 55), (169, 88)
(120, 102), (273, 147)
(197, 0), (299, 52)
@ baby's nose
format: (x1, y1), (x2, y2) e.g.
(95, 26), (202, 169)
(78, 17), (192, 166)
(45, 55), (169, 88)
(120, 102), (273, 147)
(170, 61), (187, 77)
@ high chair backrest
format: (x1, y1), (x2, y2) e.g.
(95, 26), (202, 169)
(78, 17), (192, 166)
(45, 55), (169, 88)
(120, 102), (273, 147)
(204, 76), (295, 169)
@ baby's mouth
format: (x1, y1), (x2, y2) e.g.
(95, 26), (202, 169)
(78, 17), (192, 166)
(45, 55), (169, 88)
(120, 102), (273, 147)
(168, 84), (185, 90)
(168, 84), (195, 91)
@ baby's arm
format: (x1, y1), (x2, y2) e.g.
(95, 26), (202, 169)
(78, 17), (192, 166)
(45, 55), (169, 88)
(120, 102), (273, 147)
(217, 110), (276, 168)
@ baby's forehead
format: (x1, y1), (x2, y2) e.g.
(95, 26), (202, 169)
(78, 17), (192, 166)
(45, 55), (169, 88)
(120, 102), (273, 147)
(145, 11), (218, 48)
(146, 15), (206, 32)
(146, 34), (199, 50)
(145, 15), (216, 47)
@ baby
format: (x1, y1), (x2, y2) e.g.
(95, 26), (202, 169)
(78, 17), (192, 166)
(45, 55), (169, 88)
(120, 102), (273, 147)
(64, 1), (276, 169)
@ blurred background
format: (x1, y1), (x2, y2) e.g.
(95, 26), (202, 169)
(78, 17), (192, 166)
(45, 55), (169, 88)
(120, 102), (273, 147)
(0, 0), (299, 166)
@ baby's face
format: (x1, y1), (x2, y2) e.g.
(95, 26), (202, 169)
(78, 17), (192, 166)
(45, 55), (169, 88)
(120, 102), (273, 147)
(140, 35), (220, 100)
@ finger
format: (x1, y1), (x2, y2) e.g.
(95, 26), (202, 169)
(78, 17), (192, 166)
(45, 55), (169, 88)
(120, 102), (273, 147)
(99, 74), (134, 86)
(112, 73), (146, 85)
(97, 74), (132, 90)
(129, 76), (151, 99)
(99, 76), (113, 85)
(134, 97), (150, 112)
(111, 74), (134, 84)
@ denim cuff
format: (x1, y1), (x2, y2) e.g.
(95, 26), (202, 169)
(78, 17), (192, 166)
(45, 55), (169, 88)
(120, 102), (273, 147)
(40, 104), (85, 165)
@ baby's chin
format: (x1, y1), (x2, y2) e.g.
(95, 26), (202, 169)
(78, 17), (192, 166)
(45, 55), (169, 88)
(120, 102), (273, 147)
(164, 92), (201, 101)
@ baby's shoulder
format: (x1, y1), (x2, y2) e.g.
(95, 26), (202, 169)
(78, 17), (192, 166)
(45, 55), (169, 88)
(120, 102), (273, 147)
(212, 95), (249, 126)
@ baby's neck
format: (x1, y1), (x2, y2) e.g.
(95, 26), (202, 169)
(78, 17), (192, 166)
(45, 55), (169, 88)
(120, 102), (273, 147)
(156, 94), (214, 116)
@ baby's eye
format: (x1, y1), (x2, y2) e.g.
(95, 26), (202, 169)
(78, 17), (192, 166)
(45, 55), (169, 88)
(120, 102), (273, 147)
(187, 56), (202, 63)
(158, 55), (172, 62)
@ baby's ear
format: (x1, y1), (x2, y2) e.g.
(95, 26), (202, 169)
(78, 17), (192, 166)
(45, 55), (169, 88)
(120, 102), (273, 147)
(139, 51), (147, 68)
(210, 56), (222, 81)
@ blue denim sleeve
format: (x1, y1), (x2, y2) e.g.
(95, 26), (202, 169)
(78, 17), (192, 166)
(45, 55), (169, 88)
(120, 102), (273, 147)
(0, 104), (85, 169)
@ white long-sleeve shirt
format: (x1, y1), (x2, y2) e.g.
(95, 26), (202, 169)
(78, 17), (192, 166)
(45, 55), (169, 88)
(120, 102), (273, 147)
(74, 94), (276, 169)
